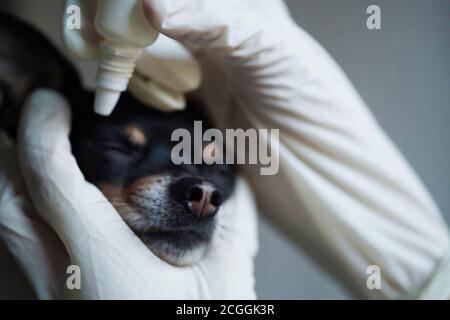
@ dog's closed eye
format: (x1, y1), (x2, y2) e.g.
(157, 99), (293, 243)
(90, 125), (147, 156)
(96, 142), (132, 154)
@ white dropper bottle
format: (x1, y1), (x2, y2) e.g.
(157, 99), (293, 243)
(94, 0), (159, 116)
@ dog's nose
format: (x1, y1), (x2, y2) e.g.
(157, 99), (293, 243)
(170, 177), (223, 218)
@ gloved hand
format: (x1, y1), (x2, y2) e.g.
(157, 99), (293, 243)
(63, 0), (450, 299)
(63, 0), (202, 112)
(0, 131), (68, 299)
(12, 89), (258, 299)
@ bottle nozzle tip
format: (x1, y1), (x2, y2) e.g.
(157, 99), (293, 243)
(94, 88), (121, 116)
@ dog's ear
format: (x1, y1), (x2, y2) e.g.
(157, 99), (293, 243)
(0, 11), (84, 138)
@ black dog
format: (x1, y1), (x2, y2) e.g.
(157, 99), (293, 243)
(0, 12), (235, 265)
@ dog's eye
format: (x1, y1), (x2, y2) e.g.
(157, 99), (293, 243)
(96, 142), (135, 155)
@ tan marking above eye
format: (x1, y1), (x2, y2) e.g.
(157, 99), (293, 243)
(122, 125), (147, 146)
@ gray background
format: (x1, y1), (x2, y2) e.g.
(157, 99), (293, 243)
(1, 0), (449, 299)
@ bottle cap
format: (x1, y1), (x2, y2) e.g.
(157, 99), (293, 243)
(94, 88), (121, 116)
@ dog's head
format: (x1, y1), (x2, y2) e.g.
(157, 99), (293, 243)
(70, 93), (235, 265)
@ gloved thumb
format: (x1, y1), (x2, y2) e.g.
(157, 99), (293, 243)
(17, 89), (144, 256)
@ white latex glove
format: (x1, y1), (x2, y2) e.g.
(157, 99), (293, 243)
(14, 89), (257, 299)
(0, 131), (68, 299)
(138, 0), (450, 299)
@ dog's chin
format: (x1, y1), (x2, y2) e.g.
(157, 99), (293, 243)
(135, 226), (216, 266)
(105, 190), (218, 266)
(148, 241), (208, 266)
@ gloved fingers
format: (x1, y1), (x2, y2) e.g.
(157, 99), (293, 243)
(142, 0), (294, 41)
(141, 0), (317, 123)
(63, 0), (293, 59)
(17, 89), (141, 253)
(143, 0), (267, 51)
(0, 131), (68, 299)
